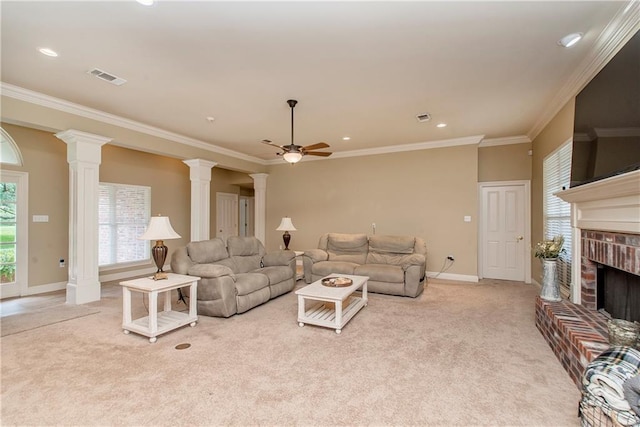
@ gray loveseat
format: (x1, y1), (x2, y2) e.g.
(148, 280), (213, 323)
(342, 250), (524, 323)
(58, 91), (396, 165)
(170, 236), (296, 317)
(303, 233), (427, 297)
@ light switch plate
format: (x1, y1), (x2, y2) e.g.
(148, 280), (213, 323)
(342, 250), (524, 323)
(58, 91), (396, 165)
(33, 215), (49, 223)
(464, 215), (472, 222)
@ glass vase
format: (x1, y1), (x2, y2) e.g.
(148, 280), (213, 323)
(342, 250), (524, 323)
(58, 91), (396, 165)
(540, 258), (561, 302)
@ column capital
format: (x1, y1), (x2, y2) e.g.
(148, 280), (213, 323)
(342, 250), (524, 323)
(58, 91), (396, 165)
(56, 130), (111, 164)
(55, 129), (112, 145)
(249, 173), (269, 188)
(183, 159), (217, 182)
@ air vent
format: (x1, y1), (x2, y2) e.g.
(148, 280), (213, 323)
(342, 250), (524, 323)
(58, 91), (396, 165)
(416, 113), (431, 123)
(87, 68), (127, 86)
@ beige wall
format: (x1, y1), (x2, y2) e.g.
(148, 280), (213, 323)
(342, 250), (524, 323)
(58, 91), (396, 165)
(99, 145), (191, 276)
(530, 99), (575, 283)
(1, 124), (69, 287)
(4, 103), (574, 289)
(478, 143), (532, 182)
(1, 123), (252, 289)
(265, 144), (479, 276)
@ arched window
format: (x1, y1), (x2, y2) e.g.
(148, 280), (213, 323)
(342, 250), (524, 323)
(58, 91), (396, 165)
(0, 127), (23, 166)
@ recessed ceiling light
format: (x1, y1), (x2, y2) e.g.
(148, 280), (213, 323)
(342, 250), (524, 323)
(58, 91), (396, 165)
(136, 0), (155, 5)
(38, 47), (58, 57)
(436, 123), (447, 128)
(558, 32), (583, 48)
(342, 136), (351, 141)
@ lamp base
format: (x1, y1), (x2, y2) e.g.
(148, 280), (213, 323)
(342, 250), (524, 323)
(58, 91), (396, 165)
(152, 240), (168, 280)
(283, 231), (291, 250)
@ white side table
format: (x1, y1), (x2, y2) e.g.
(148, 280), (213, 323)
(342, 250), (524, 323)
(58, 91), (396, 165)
(119, 273), (200, 343)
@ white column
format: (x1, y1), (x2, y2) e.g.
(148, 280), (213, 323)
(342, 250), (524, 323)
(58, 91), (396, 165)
(249, 173), (268, 245)
(183, 159), (217, 242)
(55, 130), (111, 305)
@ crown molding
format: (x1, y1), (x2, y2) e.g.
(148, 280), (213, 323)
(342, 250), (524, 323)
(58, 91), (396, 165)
(0, 82), (268, 165)
(527, 1), (640, 141)
(265, 135), (485, 165)
(2, 82), (521, 166)
(479, 135), (531, 147)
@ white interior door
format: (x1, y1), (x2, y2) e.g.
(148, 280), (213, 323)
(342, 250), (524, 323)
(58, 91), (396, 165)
(216, 192), (238, 241)
(479, 182), (529, 282)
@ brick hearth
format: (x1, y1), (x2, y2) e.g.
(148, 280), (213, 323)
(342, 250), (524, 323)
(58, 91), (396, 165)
(535, 230), (640, 389)
(535, 297), (609, 387)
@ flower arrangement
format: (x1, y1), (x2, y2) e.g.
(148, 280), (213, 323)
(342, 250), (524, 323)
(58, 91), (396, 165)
(534, 235), (566, 260)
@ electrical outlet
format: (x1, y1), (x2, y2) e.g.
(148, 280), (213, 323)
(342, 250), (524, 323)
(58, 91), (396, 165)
(59, 258), (66, 268)
(447, 255), (455, 262)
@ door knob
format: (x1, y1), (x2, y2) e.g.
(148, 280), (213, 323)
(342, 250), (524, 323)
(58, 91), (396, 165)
(516, 236), (524, 241)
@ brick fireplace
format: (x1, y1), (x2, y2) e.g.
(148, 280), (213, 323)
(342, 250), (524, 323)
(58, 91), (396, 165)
(535, 170), (640, 388)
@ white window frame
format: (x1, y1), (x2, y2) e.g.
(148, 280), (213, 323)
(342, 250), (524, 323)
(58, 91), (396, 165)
(542, 140), (573, 298)
(98, 182), (151, 270)
(0, 170), (28, 298)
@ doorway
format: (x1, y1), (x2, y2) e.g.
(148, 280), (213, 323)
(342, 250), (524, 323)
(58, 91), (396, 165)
(478, 181), (530, 283)
(238, 196), (255, 237)
(0, 170), (28, 299)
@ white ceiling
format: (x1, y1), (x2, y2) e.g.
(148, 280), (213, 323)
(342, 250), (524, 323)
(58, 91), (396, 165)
(1, 1), (638, 163)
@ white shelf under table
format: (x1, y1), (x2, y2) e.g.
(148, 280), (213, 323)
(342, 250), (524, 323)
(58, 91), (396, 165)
(295, 274), (369, 334)
(119, 273), (200, 343)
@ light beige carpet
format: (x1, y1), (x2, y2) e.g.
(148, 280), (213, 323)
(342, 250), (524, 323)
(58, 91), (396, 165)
(1, 304), (100, 337)
(0, 279), (581, 426)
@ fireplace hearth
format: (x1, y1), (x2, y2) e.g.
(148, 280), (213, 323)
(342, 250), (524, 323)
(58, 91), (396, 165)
(535, 170), (640, 388)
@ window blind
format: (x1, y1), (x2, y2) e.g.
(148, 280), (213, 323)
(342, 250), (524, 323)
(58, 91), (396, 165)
(98, 183), (150, 266)
(543, 141), (573, 298)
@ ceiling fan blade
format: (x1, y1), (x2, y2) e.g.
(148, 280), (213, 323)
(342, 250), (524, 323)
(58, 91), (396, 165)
(261, 139), (286, 149)
(305, 151), (332, 157)
(302, 142), (330, 151)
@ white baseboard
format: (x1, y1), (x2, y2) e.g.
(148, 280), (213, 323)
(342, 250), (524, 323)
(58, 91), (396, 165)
(99, 266), (159, 283)
(426, 272), (479, 282)
(23, 281), (67, 295)
(20, 266), (161, 297)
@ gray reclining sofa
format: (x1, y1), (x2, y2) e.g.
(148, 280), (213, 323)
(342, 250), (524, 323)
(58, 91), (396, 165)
(170, 236), (296, 317)
(303, 233), (427, 297)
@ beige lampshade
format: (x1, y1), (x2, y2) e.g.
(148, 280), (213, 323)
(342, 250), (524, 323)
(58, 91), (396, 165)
(276, 217), (297, 231)
(138, 216), (181, 240)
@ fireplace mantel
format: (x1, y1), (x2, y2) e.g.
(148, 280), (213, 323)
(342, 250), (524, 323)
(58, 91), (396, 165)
(557, 170), (640, 234)
(555, 170), (640, 304)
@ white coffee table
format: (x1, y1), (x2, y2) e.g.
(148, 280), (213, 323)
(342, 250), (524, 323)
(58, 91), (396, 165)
(119, 273), (200, 343)
(296, 274), (368, 334)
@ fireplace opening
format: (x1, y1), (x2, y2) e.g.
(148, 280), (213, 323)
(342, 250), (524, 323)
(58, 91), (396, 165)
(596, 264), (640, 322)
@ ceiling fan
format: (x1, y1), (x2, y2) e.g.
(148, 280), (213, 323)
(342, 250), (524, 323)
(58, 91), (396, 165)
(261, 99), (332, 164)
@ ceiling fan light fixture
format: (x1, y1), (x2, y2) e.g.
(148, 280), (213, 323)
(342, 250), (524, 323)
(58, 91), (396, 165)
(283, 151), (303, 164)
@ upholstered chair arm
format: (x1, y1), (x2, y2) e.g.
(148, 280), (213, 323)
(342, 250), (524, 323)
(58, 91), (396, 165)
(187, 263), (236, 281)
(170, 246), (195, 275)
(262, 250), (295, 267)
(401, 253), (426, 270)
(304, 249), (328, 263)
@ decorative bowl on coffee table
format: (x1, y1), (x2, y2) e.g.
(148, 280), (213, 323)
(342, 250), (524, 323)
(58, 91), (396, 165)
(321, 277), (353, 287)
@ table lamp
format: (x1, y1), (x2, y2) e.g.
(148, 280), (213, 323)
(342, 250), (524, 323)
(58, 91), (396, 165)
(139, 215), (181, 280)
(276, 217), (296, 250)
